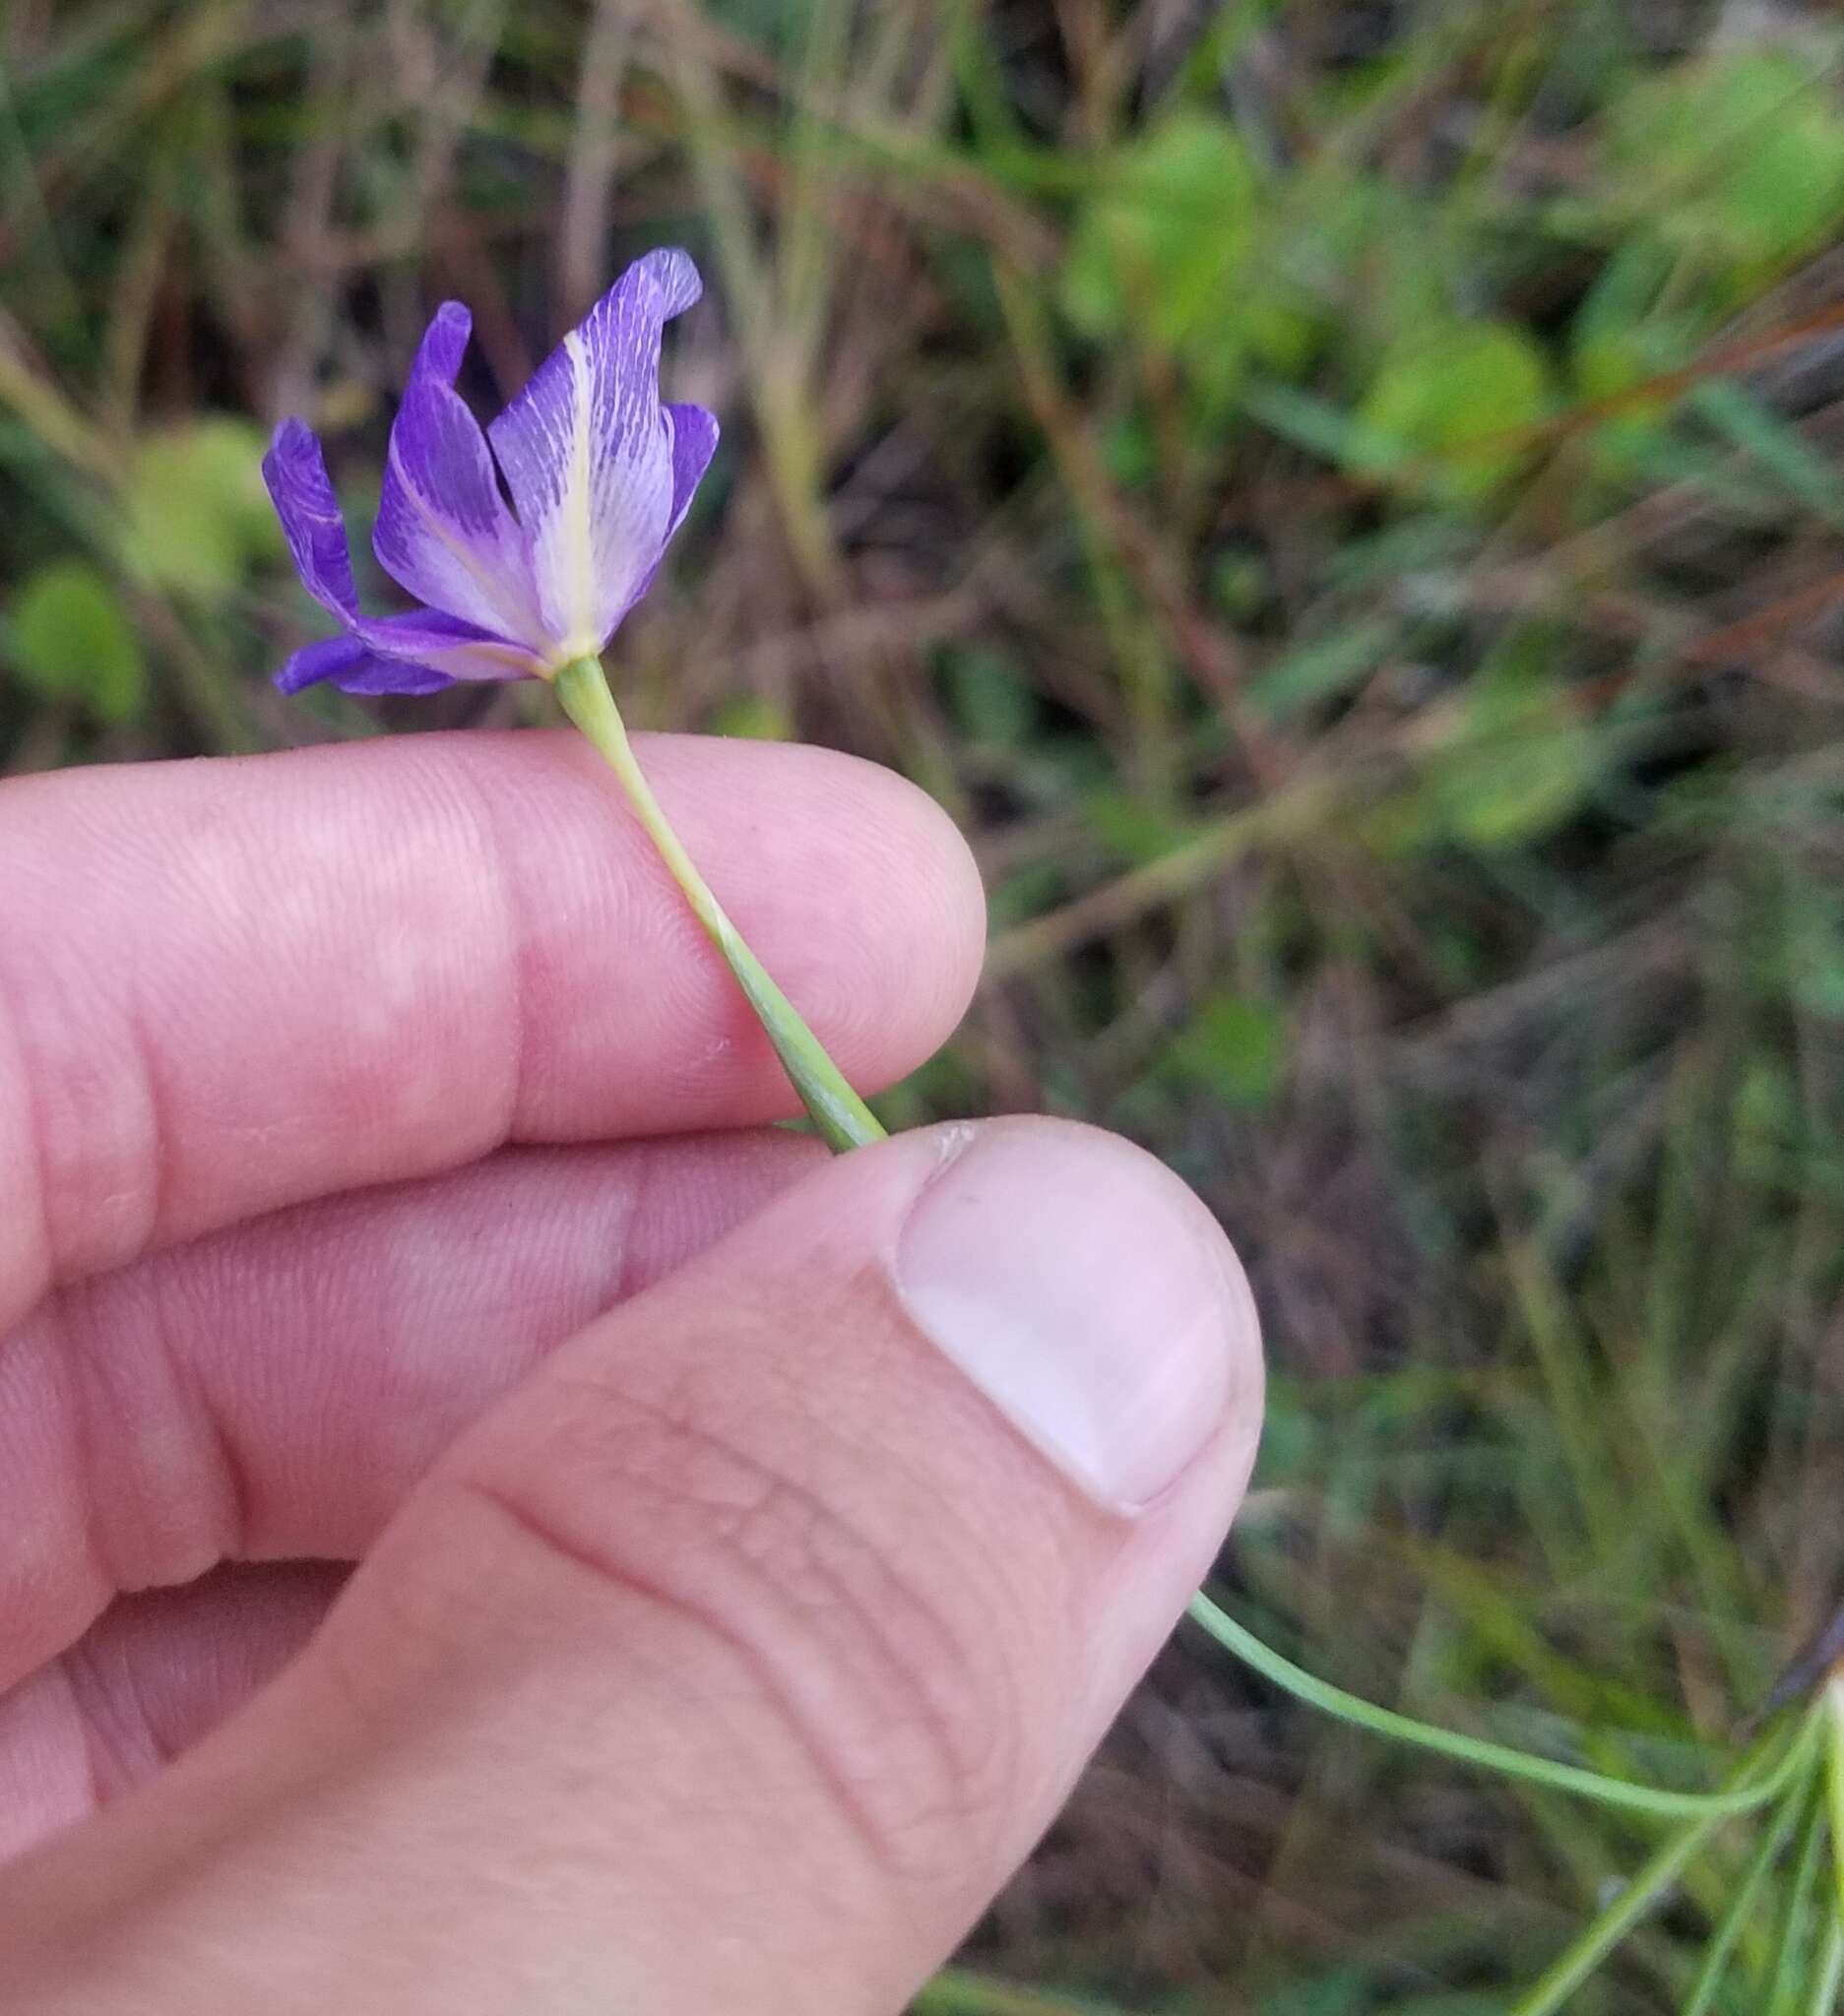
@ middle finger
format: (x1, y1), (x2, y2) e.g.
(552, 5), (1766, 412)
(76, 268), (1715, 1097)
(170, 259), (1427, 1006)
(0, 1129), (821, 1693)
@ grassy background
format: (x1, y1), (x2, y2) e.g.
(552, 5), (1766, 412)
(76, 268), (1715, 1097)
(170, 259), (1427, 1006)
(6, 0), (1844, 2007)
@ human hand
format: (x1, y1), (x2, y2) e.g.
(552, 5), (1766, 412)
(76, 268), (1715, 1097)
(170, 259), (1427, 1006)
(0, 728), (1263, 2013)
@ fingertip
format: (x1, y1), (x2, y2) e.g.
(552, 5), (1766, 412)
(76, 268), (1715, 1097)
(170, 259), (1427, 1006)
(782, 745), (987, 1091)
(603, 733), (986, 1098)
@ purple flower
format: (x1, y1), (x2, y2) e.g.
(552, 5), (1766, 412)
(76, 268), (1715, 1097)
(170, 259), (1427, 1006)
(263, 248), (719, 696)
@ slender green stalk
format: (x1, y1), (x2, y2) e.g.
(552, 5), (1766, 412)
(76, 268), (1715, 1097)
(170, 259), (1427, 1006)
(1827, 1676), (1844, 1928)
(1507, 1715), (1824, 2016)
(554, 656), (886, 1153)
(1188, 1592), (1812, 1819)
(913, 1970), (1124, 2015)
(559, 650), (1819, 2016)
(1513, 1811), (1726, 2016)
(1767, 1773), (1832, 2016)
(1812, 1918), (1844, 2014)
(1682, 1768), (1817, 2016)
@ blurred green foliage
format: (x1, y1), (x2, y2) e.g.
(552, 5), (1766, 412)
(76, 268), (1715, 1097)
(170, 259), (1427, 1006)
(120, 417), (284, 603)
(1608, 47), (1844, 276)
(4, 558), (145, 722)
(1062, 111), (1263, 362)
(6, 0), (1844, 2007)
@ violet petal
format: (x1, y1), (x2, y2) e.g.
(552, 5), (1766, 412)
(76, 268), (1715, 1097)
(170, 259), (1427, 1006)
(486, 247), (699, 659)
(627, 402), (720, 608)
(349, 609), (541, 686)
(663, 402), (720, 541)
(373, 303), (547, 651)
(276, 633), (371, 695)
(264, 418), (362, 624)
(277, 632), (458, 697)
(263, 418), (545, 686)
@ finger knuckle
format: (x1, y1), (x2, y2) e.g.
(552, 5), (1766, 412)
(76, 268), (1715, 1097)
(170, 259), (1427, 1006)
(456, 1383), (1024, 1896)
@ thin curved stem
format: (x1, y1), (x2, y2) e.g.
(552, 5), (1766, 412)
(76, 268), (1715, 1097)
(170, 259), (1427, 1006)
(1514, 1814), (1729, 2016)
(554, 656), (886, 1153)
(1812, 1919), (1844, 2015)
(560, 652), (1811, 1890)
(1188, 1591), (1812, 1819)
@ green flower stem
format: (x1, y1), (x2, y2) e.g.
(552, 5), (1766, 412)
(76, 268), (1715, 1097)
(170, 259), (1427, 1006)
(557, 651), (1810, 1983)
(1187, 1592), (1812, 1819)
(1682, 1765), (1818, 2016)
(554, 657), (886, 1154)
(1515, 1820), (1723, 2016)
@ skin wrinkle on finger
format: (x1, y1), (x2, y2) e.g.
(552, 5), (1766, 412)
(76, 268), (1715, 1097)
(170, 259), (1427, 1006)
(0, 1567), (346, 1862)
(0, 956), (60, 1356)
(455, 1471), (989, 1891)
(450, 1328), (1009, 1892)
(0, 1133), (825, 1696)
(394, 1168), (1085, 1899)
(0, 1121), (1261, 2015)
(0, 728), (986, 1335)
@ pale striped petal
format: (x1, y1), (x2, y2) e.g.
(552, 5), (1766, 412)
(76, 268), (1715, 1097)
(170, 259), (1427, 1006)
(486, 248), (700, 661)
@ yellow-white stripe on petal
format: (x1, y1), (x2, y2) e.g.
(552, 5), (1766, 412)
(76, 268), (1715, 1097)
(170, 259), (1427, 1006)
(555, 329), (601, 662)
(486, 250), (697, 666)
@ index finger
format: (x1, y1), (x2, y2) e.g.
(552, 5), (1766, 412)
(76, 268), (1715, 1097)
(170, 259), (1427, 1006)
(0, 728), (984, 1331)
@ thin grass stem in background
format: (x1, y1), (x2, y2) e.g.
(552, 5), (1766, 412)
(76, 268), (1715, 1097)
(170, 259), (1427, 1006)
(1827, 1676), (1844, 1930)
(1506, 1712), (1825, 2016)
(1812, 1918), (1844, 2016)
(1766, 1773), (1833, 2016)
(1680, 1767), (1820, 2016)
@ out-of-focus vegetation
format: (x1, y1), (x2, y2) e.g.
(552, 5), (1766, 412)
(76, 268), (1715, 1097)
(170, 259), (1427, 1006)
(6, 0), (1844, 2006)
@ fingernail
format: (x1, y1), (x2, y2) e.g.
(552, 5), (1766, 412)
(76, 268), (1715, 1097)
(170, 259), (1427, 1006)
(895, 1123), (1255, 1510)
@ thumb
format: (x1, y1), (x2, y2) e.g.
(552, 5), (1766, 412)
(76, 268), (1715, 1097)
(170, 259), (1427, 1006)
(0, 1118), (1264, 2015)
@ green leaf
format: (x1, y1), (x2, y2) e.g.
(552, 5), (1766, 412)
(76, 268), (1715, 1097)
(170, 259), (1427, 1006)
(1566, 241), (1708, 480)
(1259, 1966), (1369, 2016)
(1248, 617), (1398, 723)
(1241, 379), (1410, 472)
(120, 415), (285, 602)
(1569, 235), (1700, 406)
(1369, 632), (1613, 855)
(1783, 894), (1844, 1019)
(1608, 49), (1844, 273)
(1082, 782), (1195, 868)
(4, 558), (149, 723)
(1691, 378), (1844, 535)
(1062, 111), (1260, 349)
(1164, 989), (1289, 1108)
(986, 860), (1066, 932)
(943, 646), (1036, 751)
(1357, 321), (1551, 495)
(1438, 643), (1604, 850)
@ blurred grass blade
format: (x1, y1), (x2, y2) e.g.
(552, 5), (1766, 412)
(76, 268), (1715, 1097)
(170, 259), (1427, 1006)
(1510, 1716), (1823, 2016)
(1681, 1769), (1815, 2016)
(1765, 1771), (1831, 2016)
